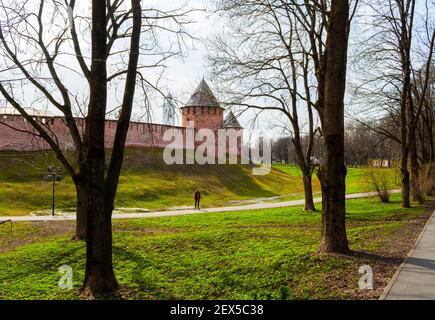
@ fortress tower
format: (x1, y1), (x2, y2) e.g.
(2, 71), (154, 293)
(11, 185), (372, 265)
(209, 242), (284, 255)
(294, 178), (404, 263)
(181, 79), (224, 131)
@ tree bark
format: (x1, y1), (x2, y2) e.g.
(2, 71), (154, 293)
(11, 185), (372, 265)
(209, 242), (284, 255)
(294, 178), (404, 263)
(74, 181), (88, 240)
(81, 0), (118, 297)
(407, 77), (423, 203)
(400, 151), (411, 208)
(398, 0), (415, 208)
(400, 101), (411, 208)
(294, 140), (316, 211)
(410, 140), (423, 203)
(302, 173), (315, 211)
(318, 0), (350, 254)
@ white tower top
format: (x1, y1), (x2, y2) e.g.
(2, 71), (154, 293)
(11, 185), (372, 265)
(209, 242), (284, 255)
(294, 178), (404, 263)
(162, 92), (177, 126)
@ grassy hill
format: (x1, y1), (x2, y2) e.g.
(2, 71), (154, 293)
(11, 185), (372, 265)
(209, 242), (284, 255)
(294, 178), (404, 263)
(0, 148), (400, 216)
(0, 148), (304, 216)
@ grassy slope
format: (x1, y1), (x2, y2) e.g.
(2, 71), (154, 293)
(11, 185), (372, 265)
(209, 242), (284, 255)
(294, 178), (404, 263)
(0, 194), (432, 300)
(0, 149), (400, 216)
(0, 148), (301, 216)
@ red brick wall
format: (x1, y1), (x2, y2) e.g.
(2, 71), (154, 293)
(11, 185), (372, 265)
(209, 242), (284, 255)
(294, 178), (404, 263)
(181, 106), (224, 131)
(0, 113), (242, 158)
(0, 114), (186, 151)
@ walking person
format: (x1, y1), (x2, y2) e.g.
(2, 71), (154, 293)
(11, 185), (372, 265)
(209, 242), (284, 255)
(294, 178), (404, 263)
(194, 188), (201, 210)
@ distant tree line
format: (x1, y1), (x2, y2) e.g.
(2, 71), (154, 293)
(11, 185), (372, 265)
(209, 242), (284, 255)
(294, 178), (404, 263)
(271, 119), (401, 167)
(351, 0), (434, 206)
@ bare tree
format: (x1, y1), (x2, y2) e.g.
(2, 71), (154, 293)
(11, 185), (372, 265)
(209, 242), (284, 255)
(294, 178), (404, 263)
(0, 0), (195, 241)
(209, 0), (357, 250)
(317, 0), (351, 253)
(271, 136), (291, 163)
(208, 0), (331, 211)
(413, 63), (435, 168)
(0, 0), (196, 296)
(351, 0), (434, 207)
(344, 119), (400, 166)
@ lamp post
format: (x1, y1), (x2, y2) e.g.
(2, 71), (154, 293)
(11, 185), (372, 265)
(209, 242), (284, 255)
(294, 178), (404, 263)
(46, 166), (63, 216)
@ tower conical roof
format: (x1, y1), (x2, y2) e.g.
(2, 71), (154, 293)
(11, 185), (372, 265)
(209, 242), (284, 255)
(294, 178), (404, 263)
(183, 79), (222, 108)
(223, 111), (243, 128)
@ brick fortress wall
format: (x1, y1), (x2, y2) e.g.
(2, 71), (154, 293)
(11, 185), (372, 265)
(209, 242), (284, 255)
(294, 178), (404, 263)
(0, 114), (185, 151)
(0, 113), (242, 155)
(0, 80), (243, 155)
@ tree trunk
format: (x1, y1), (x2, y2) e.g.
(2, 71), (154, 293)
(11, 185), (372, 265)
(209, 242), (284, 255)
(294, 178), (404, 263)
(318, 160), (349, 253)
(302, 173), (316, 211)
(399, 79), (410, 208)
(318, 0), (350, 254)
(294, 141), (316, 211)
(82, 210), (118, 297)
(400, 153), (411, 208)
(408, 114), (420, 204)
(409, 136), (423, 203)
(81, 0), (118, 297)
(81, 0), (141, 297)
(398, 0), (415, 208)
(74, 182), (88, 240)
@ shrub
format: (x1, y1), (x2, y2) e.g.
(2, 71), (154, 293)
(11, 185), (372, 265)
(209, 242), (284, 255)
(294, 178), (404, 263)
(365, 169), (391, 202)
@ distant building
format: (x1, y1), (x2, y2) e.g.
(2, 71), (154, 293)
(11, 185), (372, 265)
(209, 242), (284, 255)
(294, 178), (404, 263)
(371, 159), (392, 168)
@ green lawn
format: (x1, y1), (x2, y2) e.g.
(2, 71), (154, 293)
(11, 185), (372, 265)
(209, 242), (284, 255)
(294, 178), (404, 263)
(0, 193), (432, 300)
(0, 149), (401, 216)
(273, 164), (401, 194)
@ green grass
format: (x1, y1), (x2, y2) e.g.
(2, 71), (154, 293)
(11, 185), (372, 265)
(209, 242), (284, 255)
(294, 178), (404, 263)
(0, 193), (431, 300)
(273, 164), (401, 194)
(0, 149), (401, 216)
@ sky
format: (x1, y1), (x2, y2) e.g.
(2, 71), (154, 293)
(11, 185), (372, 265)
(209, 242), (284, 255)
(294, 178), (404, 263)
(145, 0), (218, 123)
(141, 0), (295, 138)
(155, 0), (433, 136)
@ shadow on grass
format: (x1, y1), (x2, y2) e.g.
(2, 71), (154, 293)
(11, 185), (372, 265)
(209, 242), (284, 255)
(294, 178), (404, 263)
(113, 246), (173, 300)
(349, 250), (404, 265)
(214, 164), (277, 198)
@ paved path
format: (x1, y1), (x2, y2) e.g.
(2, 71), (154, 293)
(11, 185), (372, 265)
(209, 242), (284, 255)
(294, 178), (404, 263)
(382, 210), (435, 300)
(0, 189), (401, 223)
